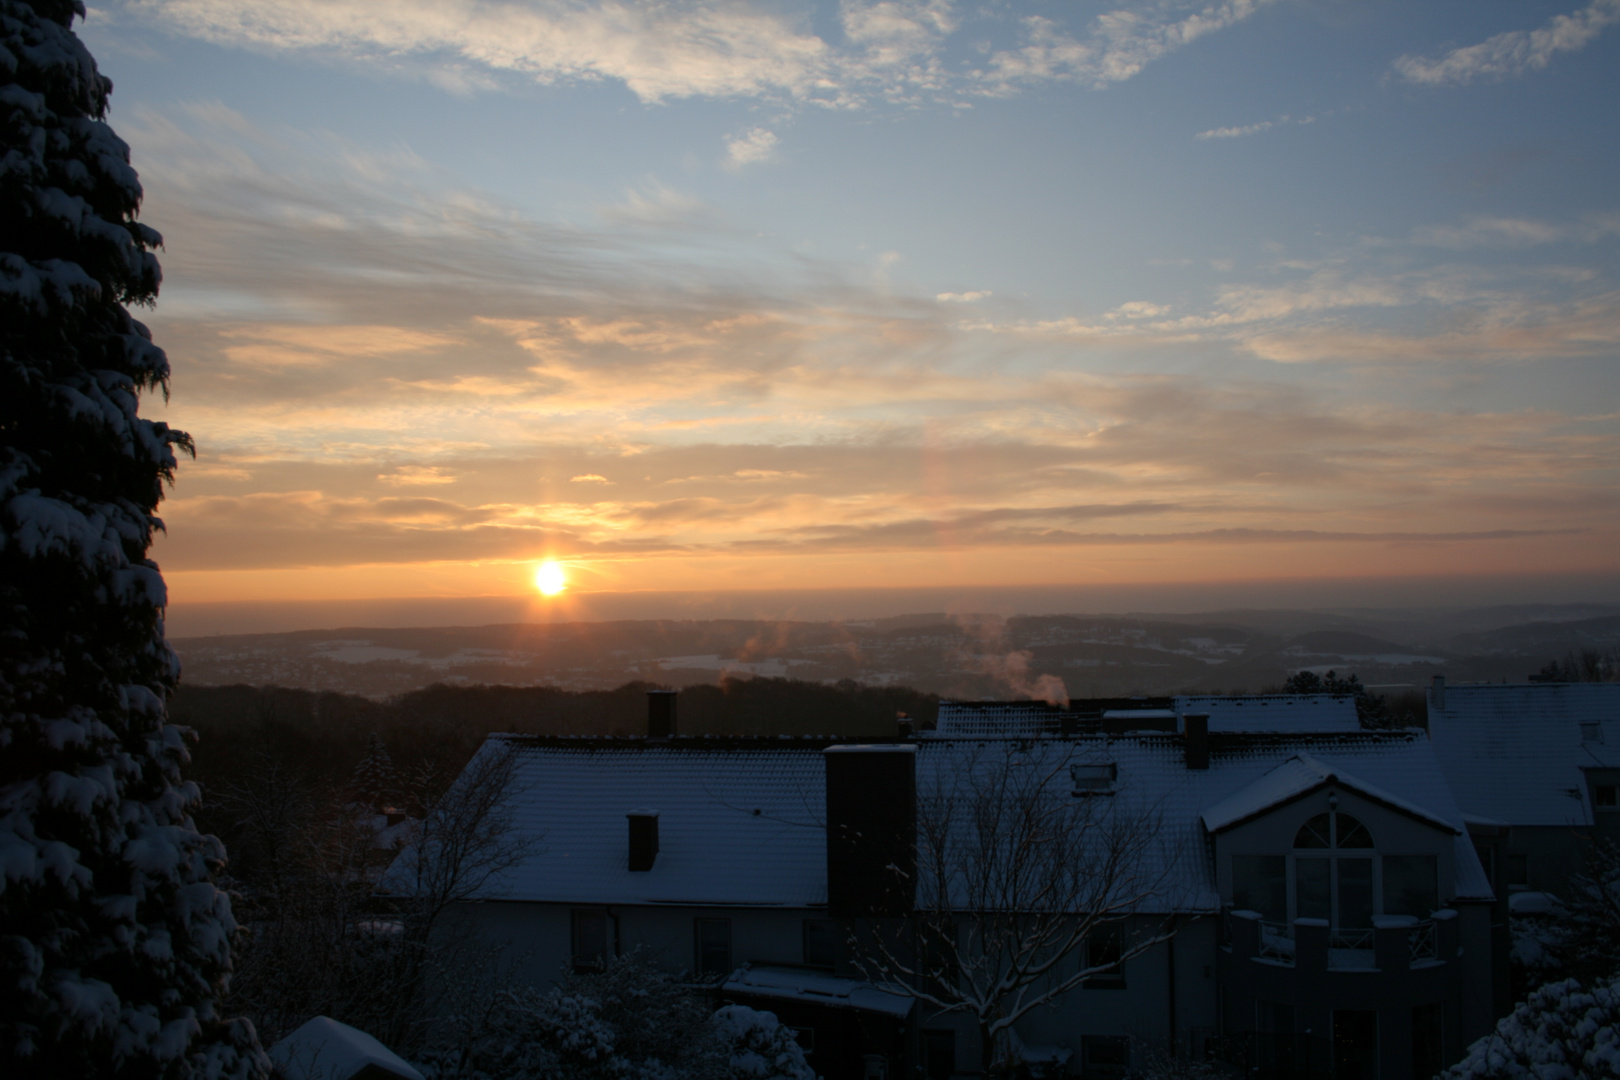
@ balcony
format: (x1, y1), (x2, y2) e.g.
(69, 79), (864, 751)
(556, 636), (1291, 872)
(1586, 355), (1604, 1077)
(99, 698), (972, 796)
(1229, 909), (1457, 972)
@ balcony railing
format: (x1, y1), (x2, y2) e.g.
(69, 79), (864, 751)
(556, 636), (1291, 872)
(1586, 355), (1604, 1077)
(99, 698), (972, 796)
(1239, 913), (1445, 970)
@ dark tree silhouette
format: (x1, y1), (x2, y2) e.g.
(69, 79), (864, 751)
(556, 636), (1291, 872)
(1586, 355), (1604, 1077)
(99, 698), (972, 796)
(1282, 669), (1394, 728)
(0, 2), (264, 1074)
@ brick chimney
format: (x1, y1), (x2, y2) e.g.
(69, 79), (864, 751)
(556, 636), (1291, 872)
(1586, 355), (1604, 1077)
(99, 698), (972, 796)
(1183, 713), (1209, 770)
(627, 809), (659, 871)
(647, 690), (677, 738)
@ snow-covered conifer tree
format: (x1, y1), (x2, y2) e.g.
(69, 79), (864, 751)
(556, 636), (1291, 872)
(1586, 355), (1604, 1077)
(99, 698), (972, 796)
(0, 2), (266, 1075)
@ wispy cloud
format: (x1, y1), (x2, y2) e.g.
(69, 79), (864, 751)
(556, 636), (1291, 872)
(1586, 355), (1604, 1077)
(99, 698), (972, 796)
(936, 290), (991, 303)
(1394, 0), (1620, 86)
(117, 0), (1282, 108)
(126, 106), (1620, 587)
(981, 0), (1281, 92)
(1195, 113), (1313, 140)
(1412, 214), (1620, 248)
(725, 127), (779, 169)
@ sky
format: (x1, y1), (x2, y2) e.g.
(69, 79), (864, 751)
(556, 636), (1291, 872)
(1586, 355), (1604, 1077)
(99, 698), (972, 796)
(78, 0), (1620, 624)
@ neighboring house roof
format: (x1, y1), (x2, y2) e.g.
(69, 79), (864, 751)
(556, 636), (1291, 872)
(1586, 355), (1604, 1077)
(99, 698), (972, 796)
(1426, 683), (1620, 827)
(1200, 752), (1461, 834)
(932, 696), (1362, 737)
(450, 729), (1488, 913)
(1177, 694), (1361, 733)
(455, 738), (832, 907)
(269, 1016), (424, 1080)
(934, 701), (1067, 736)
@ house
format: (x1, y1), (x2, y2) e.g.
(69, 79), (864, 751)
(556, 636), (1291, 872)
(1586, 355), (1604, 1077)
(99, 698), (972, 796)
(1424, 677), (1620, 900)
(416, 696), (1494, 1080)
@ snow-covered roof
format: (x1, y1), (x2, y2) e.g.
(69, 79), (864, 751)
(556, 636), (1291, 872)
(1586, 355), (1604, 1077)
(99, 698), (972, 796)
(723, 964), (915, 1018)
(1426, 683), (1620, 827)
(1177, 695), (1362, 733)
(932, 695), (1362, 737)
(1200, 753), (1460, 834)
(269, 1016), (424, 1080)
(442, 730), (1488, 912)
(916, 733), (1489, 910)
(428, 738), (831, 907)
(934, 701), (1066, 736)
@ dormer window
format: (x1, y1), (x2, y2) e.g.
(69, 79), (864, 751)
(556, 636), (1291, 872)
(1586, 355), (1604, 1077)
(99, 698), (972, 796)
(1071, 762), (1118, 796)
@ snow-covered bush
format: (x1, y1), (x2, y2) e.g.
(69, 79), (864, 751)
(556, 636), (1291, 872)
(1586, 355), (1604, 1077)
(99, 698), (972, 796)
(1442, 976), (1620, 1080)
(712, 1005), (813, 1080)
(1510, 892), (1574, 1001)
(420, 952), (814, 1080)
(0, 1), (263, 1075)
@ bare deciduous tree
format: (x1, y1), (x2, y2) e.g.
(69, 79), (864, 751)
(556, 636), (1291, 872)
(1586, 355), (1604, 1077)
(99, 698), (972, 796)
(852, 740), (1177, 1073)
(218, 740), (533, 1051)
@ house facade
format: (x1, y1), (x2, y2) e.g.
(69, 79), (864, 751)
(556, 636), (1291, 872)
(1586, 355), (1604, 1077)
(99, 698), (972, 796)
(418, 696), (1496, 1080)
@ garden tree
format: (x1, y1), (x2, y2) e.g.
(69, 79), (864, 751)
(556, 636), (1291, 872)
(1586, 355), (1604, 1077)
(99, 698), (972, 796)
(851, 740), (1174, 1074)
(0, 1), (264, 1076)
(1554, 841), (1620, 986)
(1442, 975), (1620, 1080)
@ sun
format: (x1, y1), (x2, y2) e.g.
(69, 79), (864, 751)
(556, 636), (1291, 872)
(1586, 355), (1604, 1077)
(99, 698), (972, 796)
(534, 560), (568, 596)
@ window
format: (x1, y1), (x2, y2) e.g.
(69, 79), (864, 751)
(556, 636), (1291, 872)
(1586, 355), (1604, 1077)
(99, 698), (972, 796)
(1071, 762), (1117, 796)
(1294, 812), (1372, 850)
(1581, 721), (1604, 744)
(1596, 785), (1619, 810)
(1083, 925), (1125, 988)
(1383, 855), (1439, 917)
(1296, 857), (1331, 921)
(1473, 844), (1496, 888)
(1231, 855), (1287, 921)
(1291, 811), (1377, 929)
(1338, 859), (1373, 929)
(923, 1030), (956, 1080)
(802, 919), (839, 969)
(1506, 853), (1530, 891)
(572, 909), (610, 972)
(695, 918), (732, 977)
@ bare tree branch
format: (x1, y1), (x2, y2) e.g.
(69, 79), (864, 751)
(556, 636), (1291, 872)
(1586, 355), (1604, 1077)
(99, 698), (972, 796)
(850, 740), (1182, 1072)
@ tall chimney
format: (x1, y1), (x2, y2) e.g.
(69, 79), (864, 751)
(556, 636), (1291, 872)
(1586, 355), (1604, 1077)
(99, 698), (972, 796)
(1183, 713), (1209, 771)
(647, 690), (677, 738)
(627, 810), (659, 871)
(1431, 674), (1446, 712)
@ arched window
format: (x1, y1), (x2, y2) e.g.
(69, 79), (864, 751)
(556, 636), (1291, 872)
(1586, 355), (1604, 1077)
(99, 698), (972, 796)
(1292, 810), (1376, 929)
(1293, 811), (1372, 849)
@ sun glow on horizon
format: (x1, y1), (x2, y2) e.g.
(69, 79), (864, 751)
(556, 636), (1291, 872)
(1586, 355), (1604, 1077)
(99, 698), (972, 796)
(535, 560), (568, 596)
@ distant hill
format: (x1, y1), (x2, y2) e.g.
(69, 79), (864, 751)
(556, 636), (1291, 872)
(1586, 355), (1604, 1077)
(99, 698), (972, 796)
(171, 607), (1620, 700)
